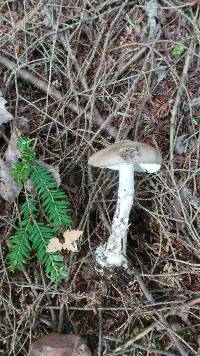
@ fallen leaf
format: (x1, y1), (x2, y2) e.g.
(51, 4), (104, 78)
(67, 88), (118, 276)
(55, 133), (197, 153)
(162, 262), (178, 288)
(0, 136), (64, 203)
(5, 132), (20, 165)
(0, 91), (14, 124)
(0, 132), (22, 202)
(46, 230), (83, 253)
(15, 44), (21, 55)
(30, 333), (92, 356)
(0, 159), (21, 203)
(62, 230), (83, 252)
(46, 238), (62, 253)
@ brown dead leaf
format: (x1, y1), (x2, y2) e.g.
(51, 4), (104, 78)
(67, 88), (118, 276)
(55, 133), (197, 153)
(15, 45), (21, 55)
(30, 333), (92, 356)
(0, 137), (62, 202)
(0, 91), (14, 124)
(162, 262), (177, 287)
(5, 132), (20, 165)
(0, 160), (21, 203)
(46, 230), (83, 253)
(0, 132), (22, 202)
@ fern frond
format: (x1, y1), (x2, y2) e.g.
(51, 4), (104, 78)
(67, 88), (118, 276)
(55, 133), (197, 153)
(7, 224), (31, 271)
(8, 138), (72, 282)
(30, 163), (72, 230)
(30, 222), (66, 281)
(7, 198), (37, 271)
(12, 161), (31, 186)
(12, 137), (36, 185)
(17, 137), (36, 164)
(20, 197), (38, 219)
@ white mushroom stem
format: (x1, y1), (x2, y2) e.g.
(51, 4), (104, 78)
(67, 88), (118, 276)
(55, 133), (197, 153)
(95, 164), (134, 268)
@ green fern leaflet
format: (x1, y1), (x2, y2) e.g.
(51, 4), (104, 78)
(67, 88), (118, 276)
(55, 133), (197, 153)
(7, 198), (37, 271)
(30, 163), (72, 230)
(31, 222), (67, 281)
(7, 138), (72, 282)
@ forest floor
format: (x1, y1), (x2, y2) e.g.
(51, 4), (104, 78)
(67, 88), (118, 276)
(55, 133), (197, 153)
(0, 1), (200, 355)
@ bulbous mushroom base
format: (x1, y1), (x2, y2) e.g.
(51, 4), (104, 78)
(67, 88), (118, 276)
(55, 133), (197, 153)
(95, 244), (128, 270)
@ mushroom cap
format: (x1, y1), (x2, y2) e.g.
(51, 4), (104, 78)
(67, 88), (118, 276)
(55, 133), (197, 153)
(88, 140), (162, 173)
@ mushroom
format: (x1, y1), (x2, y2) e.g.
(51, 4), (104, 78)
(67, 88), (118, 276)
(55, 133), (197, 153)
(88, 140), (162, 269)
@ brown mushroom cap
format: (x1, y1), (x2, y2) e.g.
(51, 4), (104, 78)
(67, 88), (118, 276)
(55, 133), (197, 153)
(88, 140), (162, 172)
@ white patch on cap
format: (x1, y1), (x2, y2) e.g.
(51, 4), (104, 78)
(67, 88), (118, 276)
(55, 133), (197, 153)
(139, 163), (161, 173)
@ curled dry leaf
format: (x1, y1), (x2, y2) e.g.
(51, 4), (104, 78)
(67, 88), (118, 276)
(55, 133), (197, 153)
(0, 160), (21, 203)
(0, 132), (22, 202)
(62, 230), (83, 252)
(162, 262), (179, 288)
(0, 91), (14, 124)
(0, 134), (62, 202)
(5, 132), (20, 165)
(46, 230), (83, 253)
(46, 238), (62, 253)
